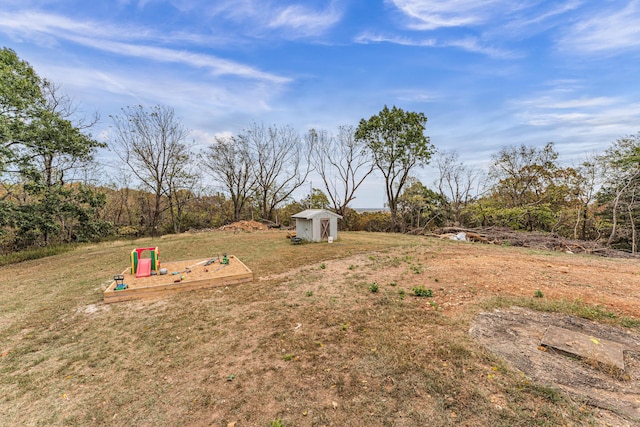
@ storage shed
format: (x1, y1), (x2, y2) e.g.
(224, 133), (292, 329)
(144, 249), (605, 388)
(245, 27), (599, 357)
(292, 209), (342, 242)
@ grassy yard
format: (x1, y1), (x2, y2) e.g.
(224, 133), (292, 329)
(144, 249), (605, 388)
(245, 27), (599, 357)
(1, 230), (634, 426)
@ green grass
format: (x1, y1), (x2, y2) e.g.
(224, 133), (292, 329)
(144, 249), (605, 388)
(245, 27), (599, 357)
(0, 243), (79, 266)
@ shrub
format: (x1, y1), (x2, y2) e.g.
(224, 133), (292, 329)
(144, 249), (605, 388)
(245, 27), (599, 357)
(412, 286), (433, 297)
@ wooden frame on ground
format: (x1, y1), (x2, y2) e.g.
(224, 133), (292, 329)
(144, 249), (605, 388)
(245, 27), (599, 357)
(103, 255), (253, 303)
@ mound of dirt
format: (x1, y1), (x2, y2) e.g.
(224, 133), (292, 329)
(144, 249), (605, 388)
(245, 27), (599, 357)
(219, 220), (268, 232)
(471, 307), (640, 425)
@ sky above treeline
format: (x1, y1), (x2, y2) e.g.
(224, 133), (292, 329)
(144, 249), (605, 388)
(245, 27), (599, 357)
(1, 0), (639, 207)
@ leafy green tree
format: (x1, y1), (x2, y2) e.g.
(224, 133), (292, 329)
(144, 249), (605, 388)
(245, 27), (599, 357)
(0, 47), (43, 175)
(1, 49), (108, 250)
(355, 105), (434, 231)
(480, 142), (578, 232)
(302, 187), (331, 209)
(397, 177), (445, 231)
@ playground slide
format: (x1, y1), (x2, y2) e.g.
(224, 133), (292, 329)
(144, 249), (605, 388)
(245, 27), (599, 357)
(136, 258), (152, 278)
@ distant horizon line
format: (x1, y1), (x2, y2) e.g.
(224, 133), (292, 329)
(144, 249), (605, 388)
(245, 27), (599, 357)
(351, 207), (389, 212)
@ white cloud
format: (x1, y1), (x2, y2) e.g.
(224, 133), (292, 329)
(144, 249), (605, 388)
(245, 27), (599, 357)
(388, 0), (514, 30)
(354, 31), (435, 46)
(511, 90), (640, 147)
(205, 0), (343, 39)
(559, 0), (640, 54)
(443, 37), (518, 59)
(514, 95), (617, 110)
(0, 10), (235, 46)
(41, 62), (281, 120)
(503, 0), (581, 31)
(354, 32), (513, 58)
(71, 36), (289, 83)
(394, 90), (438, 103)
(268, 3), (342, 37)
(0, 11), (289, 84)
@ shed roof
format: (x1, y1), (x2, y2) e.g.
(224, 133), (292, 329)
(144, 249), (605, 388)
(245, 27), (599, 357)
(291, 209), (343, 220)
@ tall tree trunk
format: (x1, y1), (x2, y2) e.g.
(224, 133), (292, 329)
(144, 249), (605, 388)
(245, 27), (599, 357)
(607, 188), (624, 246)
(581, 202), (589, 240)
(152, 189), (162, 237)
(573, 206), (581, 240)
(168, 192), (178, 234)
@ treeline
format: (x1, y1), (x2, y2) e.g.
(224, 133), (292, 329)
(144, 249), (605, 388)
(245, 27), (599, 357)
(2, 47), (640, 254)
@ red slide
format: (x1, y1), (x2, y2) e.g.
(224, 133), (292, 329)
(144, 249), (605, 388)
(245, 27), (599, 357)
(136, 258), (152, 278)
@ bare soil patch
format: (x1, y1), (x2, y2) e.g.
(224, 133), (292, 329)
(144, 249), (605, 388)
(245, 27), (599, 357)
(471, 307), (640, 424)
(219, 220), (269, 232)
(259, 238), (640, 425)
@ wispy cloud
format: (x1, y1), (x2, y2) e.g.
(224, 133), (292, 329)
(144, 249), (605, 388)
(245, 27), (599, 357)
(515, 95), (616, 110)
(354, 31), (435, 46)
(559, 0), (640, 54)
(0, 10), (232, 46)
(511, 89), (639, 137)
(394, 89), (439, 103)
(70, 36), (290, 83)
(443, 37), (518, 59)
(387, 0), (514, 30)
(355, 32), (514, 59)
(268, 3), (343, 37)
(206, 0), (343, 39)
(0, 11), (289, 84)
(44, 63), (279, 113)
(505, 0), (582, 30)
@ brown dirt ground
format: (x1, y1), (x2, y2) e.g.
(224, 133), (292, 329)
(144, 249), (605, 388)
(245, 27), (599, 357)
(266, 239), (640, 318)
(260, 239), (640, 425)
(219, 220), (269, 232)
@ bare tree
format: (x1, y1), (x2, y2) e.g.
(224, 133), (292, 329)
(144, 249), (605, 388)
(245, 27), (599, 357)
(600, 134), (640, 249)
(110, 105), (191, 236)
(200, 135), (254, 222)
(241, 122), (312, 222)
(165, 156), (199, 233)
(573, 154), (603, 240)
(434, 150), (479, 226)
(308, 125), (374, 217)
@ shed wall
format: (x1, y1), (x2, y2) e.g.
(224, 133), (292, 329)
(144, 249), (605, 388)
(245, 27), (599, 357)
(295, 218), (314, 241)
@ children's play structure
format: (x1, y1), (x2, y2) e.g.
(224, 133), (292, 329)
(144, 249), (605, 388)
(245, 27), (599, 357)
(104, 246), (253, 304)
(131, 247), (160, 278)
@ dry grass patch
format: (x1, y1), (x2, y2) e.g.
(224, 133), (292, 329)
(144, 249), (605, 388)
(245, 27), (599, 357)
(2, 231), (639, 425)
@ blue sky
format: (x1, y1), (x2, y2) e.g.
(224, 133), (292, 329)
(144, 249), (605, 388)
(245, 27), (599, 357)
(1, 0), (640, 207)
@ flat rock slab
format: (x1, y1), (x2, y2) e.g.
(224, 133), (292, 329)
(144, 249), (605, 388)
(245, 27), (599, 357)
(541, 325), (626, 371)
(471, 307), (640, 424)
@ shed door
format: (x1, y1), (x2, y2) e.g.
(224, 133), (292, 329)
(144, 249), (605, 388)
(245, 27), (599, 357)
(320, 219), (330, 240)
